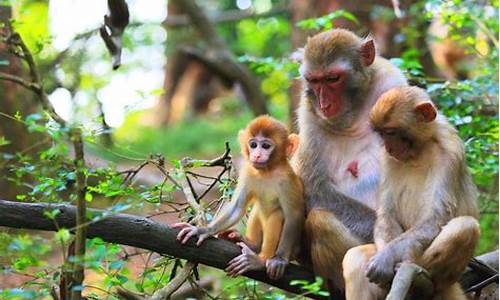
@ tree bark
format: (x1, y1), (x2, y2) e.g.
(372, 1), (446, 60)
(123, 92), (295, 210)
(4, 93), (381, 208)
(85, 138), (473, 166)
(0, 200), (331, 300)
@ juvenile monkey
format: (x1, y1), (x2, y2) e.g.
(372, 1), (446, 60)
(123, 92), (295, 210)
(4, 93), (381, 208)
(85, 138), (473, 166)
(343, 86), (480, 300)
(293, 28), (408, 290)
(172, 116), (304, 280)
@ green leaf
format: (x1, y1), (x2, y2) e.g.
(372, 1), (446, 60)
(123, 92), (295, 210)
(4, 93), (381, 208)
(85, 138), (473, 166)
(109, 260), (125, 270)
(13, 1), (50, 53)
(55, 229), (71, 243)
(43, 209), (61, 220)
(85, 192), (93, 202)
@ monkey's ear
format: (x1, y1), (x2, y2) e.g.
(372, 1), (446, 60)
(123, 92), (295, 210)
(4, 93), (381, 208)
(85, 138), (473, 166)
(415, 102), (437, 123)
(290, 48), (304, 63)
(287, 133), (300, 158)
(360, 40), (375, 66)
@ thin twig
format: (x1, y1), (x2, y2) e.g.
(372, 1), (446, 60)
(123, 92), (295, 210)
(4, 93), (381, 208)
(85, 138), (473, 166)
(150, 262), (197, 300)
(386, 262), (433, 300)
(466, 274), (499, 293)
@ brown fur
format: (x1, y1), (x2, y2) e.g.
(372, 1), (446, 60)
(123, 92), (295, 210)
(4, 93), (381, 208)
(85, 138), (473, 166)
(343, 87), (479, 300)
(294, 28), (408, 292)
(215, 116), (304, 278)
(304, 29), (366, 69)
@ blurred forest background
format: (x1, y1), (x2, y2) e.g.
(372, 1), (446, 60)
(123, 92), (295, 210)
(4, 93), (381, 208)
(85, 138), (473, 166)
(0, 0), (498, 299)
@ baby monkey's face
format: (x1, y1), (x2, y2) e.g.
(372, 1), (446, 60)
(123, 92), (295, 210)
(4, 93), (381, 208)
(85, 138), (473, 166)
(247, 134), (275, 169)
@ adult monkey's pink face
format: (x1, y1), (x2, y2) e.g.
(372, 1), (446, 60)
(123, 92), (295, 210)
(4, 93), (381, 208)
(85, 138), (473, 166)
(300, 30), (376, 127)
(304, 67), (347, 118)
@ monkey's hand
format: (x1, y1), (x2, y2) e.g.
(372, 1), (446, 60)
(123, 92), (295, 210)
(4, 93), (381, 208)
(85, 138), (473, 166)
(171, 222), (214, 246)
(366, 247), (401, 288)
(266, 256), (288, 280)
(225, 242), (265, 277)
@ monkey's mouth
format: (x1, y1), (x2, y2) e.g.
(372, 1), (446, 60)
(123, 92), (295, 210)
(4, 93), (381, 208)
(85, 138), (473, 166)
(251, 162), (268, 169)
(318, 99), (342, 119)
(321, 105), (340, 118)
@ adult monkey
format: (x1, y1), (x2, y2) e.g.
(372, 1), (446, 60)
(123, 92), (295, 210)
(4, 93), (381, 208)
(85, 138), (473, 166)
(293, 29), (407, 291)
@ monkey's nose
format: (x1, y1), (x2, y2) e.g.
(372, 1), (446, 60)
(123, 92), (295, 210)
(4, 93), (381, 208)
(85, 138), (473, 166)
(321, 103), (332, 112)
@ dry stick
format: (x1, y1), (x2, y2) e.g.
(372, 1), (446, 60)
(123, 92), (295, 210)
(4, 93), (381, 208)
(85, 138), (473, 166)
(149, 262), (197, 300)
(177, 164), (206, 225)
(145, 145), (232, 299)
(385, 262), (433, 300)
(1, 30), (87, 300)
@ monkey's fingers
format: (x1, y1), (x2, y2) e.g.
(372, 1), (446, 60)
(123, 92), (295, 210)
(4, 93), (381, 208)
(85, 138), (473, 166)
(266, 258), (287, 280)
(237, 242), (255, 255)
(234, 265), (251, 277)
(178, 228), (197, 244)
(170, 222), (191, 229)
(227, 260), (250, 277)
(366, 264), (390, 286)
(275, 265), (285, 279)
(226, 255), (246, 270)
(269, 264), (286, 280)
(196, 234), (210, 246)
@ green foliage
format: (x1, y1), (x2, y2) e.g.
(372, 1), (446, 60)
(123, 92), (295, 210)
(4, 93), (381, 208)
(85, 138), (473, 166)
(111, 103), (253, 160)
(297, 10), (359, 30)
(290, 277), (330, 297)
(235, 17), (290, 57)
(12, 0), (50, 54)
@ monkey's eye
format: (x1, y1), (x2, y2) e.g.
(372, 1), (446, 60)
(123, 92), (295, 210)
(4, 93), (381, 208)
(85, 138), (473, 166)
(262, 142), (272, 150)
(383, 129), (397, 136)
(249, 141), (258, 149)
(326, 75), (340, 83)
(306, 78), (319, 84)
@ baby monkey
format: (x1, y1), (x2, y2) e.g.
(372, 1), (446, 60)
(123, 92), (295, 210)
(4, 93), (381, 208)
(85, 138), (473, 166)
(343, 86), (480, 300)
(172, 115), (304, 280)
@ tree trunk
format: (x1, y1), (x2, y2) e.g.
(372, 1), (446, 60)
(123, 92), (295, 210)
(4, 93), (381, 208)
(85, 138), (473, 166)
(0, 5), (40, 200)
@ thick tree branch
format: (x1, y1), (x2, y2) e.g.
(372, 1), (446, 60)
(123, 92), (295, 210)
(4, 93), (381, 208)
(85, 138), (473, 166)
(0, 200), (331, 300)
(171, 0), (268, 116)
